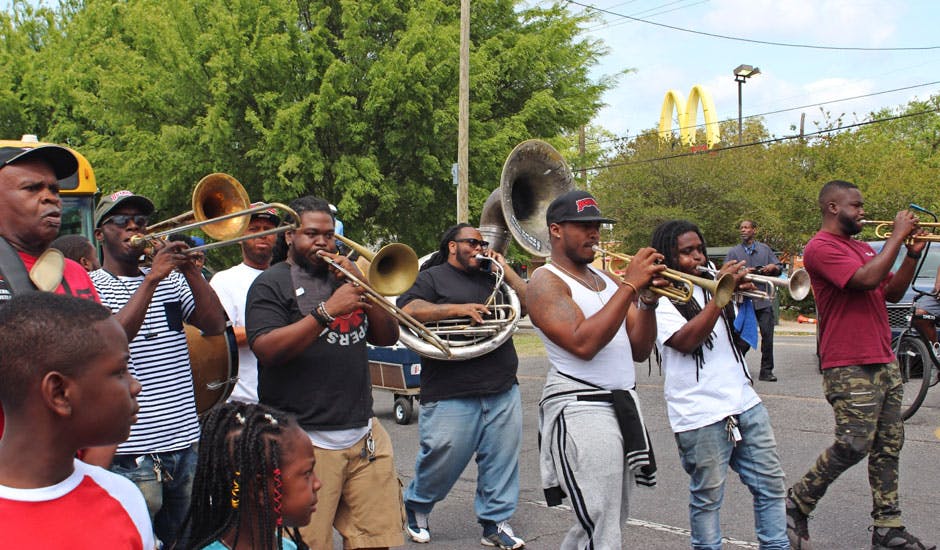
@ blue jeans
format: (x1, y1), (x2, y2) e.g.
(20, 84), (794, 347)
(111, 443), (198, 548)
(675, 403), (788, 550)
(404, 385), (522, 524)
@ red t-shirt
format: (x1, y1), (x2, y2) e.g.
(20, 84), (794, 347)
(803, 231), (895, 369)
(0, 252), (100, 439)
(0, 459), (155, 549)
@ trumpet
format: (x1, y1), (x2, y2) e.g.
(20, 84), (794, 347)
(861, 220), (940, 243)
(697, 266), (811, 301)
(315, 238), (452, 358)
(592, 246), (735, 307)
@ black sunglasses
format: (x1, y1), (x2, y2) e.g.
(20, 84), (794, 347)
(453, 238), (489, 249)
(102, 214), (149, 228)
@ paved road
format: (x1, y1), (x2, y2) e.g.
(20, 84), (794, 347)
(362, 332), (940, 549)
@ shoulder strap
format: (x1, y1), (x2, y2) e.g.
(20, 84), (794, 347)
(0, 237), (36, 295)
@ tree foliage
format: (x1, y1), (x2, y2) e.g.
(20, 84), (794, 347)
(591, 94), (940, 259)
(0, 0), (612, 254)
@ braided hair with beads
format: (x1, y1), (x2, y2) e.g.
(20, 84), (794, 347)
(650, 220), (750, 381)
(182, 402), (309, 550)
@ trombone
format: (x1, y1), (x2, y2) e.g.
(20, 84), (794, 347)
(861, 220), (940, 243)
(592, 246), (735, 308)
(697, 266), (811, 301)
(315, 239), (452, 357)
(130, 173), (297, 254)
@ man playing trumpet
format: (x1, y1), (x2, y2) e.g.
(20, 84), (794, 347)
(527, 190), (662, 549)
(786, 180), (935, 550)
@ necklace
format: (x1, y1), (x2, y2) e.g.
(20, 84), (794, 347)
(103, 268), (158, 339)
(553, 262), (602, 293)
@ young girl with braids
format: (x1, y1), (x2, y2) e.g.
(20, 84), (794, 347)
(183, 402), (321, 550)
(649, 220), (790, 550)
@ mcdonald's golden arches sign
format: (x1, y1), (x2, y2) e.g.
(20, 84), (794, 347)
(659, 85), (720, 149)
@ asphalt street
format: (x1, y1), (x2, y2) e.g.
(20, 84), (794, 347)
(363, 329), (940, 550)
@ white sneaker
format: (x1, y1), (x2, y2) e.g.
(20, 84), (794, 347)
(406, 508), (431, 544)
(481, 521), (525, 549)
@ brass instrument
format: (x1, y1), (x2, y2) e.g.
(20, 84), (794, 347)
(399, 139), (571, 360)
(315, 237), (452, 358)
(697, 266), (811, 301)
(593, 246), (736, 308)
(861, 220), (940, 243)
(130, 173), (297, 254)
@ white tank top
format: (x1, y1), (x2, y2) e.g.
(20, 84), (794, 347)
(534, 264), (636, 390)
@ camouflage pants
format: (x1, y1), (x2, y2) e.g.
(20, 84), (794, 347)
(790, 363), (904, 528)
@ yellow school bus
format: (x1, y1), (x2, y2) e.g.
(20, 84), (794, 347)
(0, 135), (97, 240)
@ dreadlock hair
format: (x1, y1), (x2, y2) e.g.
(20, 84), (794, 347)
(650, 220), (750, 381)
(183, 402), (308, 550)
(420, 223), (475, 271)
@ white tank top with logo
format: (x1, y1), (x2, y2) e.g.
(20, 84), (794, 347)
(534, 263), (636, 390)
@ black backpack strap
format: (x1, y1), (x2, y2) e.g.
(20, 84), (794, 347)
(0, 237), (37, 295)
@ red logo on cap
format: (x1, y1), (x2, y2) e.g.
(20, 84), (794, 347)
(110, 190), (134, 201)
(576, 198), (599, 212)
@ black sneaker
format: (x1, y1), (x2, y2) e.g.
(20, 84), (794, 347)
(786, 490), (812, 550)
(871, 526), (936, 550)
(759, 372), (778, 382)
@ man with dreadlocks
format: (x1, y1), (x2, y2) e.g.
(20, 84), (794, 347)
(246, 195), (402, 550)
(528, 190), (662, 550)
(650, 219), (789, 550)
(396, 222), (529, 549)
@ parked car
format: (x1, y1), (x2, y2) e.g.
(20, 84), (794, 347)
(867, 240), (940, 335)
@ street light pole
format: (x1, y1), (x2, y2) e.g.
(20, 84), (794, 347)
(733, 64), (760, 145)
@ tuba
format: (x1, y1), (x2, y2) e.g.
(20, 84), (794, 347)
(398, 139), (573, 360)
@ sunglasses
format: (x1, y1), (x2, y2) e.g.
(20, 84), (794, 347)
(453, 238), (489, 249)
(102, 214), (149, 228)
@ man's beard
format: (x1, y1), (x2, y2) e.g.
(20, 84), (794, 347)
(455, 249), (480, 272)
(242, 243), (272, 267)
(838, 212), (862, 235)
(291, 247), (329, 275)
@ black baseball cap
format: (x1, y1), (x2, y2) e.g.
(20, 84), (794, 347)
(546, 190), (616, 225)
(0, 145), (79, 184)
(95, 190), (156, 227)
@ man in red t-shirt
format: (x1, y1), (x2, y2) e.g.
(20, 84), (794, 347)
(785, 180), (935, 550)
(0, 144), (98, 438)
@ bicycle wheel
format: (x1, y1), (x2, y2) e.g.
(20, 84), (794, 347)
(895, 336), (934, 420)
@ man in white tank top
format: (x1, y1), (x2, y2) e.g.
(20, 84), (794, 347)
(528, 190), (665, 550)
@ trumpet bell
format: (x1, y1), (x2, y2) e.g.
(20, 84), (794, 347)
(192, 173), (251, 241)
(787, 268), (811, 301)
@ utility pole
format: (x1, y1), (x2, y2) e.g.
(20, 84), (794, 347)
(456, 0), (470, 223)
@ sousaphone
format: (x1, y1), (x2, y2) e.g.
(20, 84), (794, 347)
(398, 139), (574, 360)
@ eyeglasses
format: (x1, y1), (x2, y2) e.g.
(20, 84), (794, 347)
(101, 215), (149, 228)
(453, 238), (489, 249)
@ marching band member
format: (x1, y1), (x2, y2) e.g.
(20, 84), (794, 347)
(528, 190), (661, 549)
(246, 195), (403, 550)
(88, 190), (226, 548)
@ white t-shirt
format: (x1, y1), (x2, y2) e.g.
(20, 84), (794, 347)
(533, 264), (636, 390)
(210, 262), (265, 403)
(0, 459), (155, 549)
(655, 286), (761, 433)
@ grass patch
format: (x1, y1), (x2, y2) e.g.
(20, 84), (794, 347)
(514, 331), (547, 357)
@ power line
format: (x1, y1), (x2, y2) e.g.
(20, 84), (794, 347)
(575, 107), (940, 170)
(567, 0), (940, 51)
(588, 80), (940, 146)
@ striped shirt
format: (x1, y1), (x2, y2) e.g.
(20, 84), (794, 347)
(91, 268), (200, 454)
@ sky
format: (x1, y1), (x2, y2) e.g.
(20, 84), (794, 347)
(561, 0), (940, 144)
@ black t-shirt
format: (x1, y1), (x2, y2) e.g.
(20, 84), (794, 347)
(397, 262), (518, 402)
(246, 262), (372, 431)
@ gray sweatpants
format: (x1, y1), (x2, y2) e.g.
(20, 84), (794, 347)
(551, 400), (635, 550)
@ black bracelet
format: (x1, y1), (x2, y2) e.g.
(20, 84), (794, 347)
(907, 250), (923, 260)
(310, 309), (331, 327)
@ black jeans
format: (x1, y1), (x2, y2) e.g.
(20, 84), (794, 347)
(755, 307), (775, 374)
